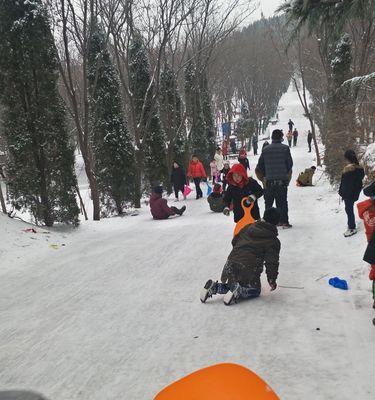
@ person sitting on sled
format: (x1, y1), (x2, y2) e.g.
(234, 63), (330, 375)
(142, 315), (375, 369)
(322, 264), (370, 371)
(150, 186), (186, 220)
(296, 166), (316, 186)
(223, 163), (263, 222)
(357, 181), (375, 309)
(200, 207), (281, 306)
(207, 183), (225, 213)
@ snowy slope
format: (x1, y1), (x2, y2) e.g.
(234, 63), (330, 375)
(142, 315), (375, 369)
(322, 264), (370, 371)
(0, 86), (374, 400)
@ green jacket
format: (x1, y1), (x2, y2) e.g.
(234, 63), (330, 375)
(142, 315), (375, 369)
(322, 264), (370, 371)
(297, 168), (315, 186)
(221, 220), (280, 285)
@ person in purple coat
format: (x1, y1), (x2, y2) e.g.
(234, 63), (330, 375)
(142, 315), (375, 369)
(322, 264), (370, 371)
(150, 186), (186, 220)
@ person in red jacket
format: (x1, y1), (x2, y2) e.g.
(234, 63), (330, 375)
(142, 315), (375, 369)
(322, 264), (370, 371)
(187, 155), (207, 199)
(223, 163), (263, 223)
(150, 186), (186, 220)
(357, 181), (375, 308)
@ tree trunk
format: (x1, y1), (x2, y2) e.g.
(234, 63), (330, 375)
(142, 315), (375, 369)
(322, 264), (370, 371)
(0, 182), (6, 214)
(81, 150), (100, 220)
(134, 150), (142, 208)
(75, 184), (88, 221)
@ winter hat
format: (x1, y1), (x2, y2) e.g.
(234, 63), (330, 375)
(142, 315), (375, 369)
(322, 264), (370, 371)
(271, 129), (283, 141)
(153, 185), (163, 194)
(226, 163), (249, 188)
(311, 166), (317, 170)
(344, 149), (359, 165)
(213, 183), (222, 193)
(263, 207), (280, 226)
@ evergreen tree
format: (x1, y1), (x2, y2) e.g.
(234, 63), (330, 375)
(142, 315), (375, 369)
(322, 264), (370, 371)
(160, 64), (187, 174)
(201, 74), (216, 158)
(0, 0), (79, 226)
(128, 35), (167, 188)
(185, 60), (208, 165)
(88, 22), (135, 215)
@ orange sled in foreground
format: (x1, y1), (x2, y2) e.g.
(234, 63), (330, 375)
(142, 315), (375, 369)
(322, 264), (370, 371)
(154, 363), (280, 400)
(233, 199), (255, 237)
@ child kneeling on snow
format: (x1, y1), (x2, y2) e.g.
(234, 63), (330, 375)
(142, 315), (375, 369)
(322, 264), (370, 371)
(207, 183), (225, 213)
(357, 181), (375, 309)
(296, 166), (316, 186)
(200, 207), (281, 306)
(150, 186), (186, 220)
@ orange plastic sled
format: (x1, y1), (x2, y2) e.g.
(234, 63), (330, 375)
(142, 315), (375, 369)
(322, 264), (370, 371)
(154, 363), (280, 399)
(233, 198), (255, 237)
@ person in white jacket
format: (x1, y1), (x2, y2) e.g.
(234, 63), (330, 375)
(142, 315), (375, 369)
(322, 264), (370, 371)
(214, 147), (224, 173)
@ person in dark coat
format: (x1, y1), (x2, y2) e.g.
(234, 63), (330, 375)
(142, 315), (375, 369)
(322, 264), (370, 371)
(207, 183), (225, 213)
(221, 161), (230, 192)
(292, 129), (298, 146)
(255, 129), (293, 228)
(252, 135), (258, 155)
(261, 141), (269, 152)
(200, 208), (281, 305)
(223, 163), (263, 223)
(338, 149), (364, 237)
(288, 119), (294, 132)
(238, 148), (250, 172)
(307, 130), (313, 152)
(230, 139), (237, 154)
(170, 161), (187, 201)
(150, 186), (186, 220)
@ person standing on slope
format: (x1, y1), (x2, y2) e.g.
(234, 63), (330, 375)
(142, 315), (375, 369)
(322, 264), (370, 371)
(223, 163), (263, 223)
(200, 207), (281, 306)
(187, 155), (207, 199)
(238, 148), (250, 172)
(286, 130), (293, 147)
(292, 128), (298, 147)
(170, 161), (187, 201)
(288, 119), (294, 132)
(307, 130), (313, 153)
(339, 149), (364, 237)
(255, 129), (293, 228)
(221, 161), (231, 192)
(214, 147), (224, 175)
(252, 135), (258, 155)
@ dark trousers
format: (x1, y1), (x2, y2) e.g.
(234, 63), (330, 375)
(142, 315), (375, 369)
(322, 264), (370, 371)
(308, 140), (312, 152)
(287, 139), (292, 147)
(344, 199), (356, 229)
(193, 178), (203, 198)
(174, 186), (184, 199)
(253, 146), (258, 155)
(216, 282), (260, 299)
(264, 182), (289, 224)
(293, 137), (297, 146)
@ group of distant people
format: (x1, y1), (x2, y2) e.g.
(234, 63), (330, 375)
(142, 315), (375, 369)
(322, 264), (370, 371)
(149, 125), (374, 309)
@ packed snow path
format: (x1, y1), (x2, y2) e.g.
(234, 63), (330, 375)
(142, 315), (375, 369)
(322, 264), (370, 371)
(1, 87), (374, 400)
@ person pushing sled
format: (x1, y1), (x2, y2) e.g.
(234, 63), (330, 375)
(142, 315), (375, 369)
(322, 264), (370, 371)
(200, 207), (281, 306)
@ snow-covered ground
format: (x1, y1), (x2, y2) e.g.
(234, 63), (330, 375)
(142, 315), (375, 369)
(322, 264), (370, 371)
(1, 86), (374, 400)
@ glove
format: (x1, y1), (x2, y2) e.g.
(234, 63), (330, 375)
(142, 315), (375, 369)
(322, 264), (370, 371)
(244, 195), (256, 207)
(223, 207), (230, 216)
(268, 279), (277, 291)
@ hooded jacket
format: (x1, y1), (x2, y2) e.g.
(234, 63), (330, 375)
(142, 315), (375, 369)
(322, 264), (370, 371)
(338, 163), (364, 201)
(297, 168), (315, 186)
(255, 139), (293, 183)
(150, 193), (175, 220)
(224, 163), (263, 222)
(222, 220), (280, 284)
(187, 159), (206, 178)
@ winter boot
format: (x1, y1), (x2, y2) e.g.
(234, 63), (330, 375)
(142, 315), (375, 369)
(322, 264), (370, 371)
(200, 279), (218, 303)
(344, 228), (357, 237)
(171, 205), (186, 216)
(223, 283), (241, 306)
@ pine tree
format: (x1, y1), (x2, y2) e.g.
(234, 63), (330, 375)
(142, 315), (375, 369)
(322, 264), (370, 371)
(201, 74), (216, 159)
(88, 22), (135, 215)
(185, 60), (208, 165)
(0, 0), (79, 226)
(160, 64), (187, 177)
(128, 35), (167, 188)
